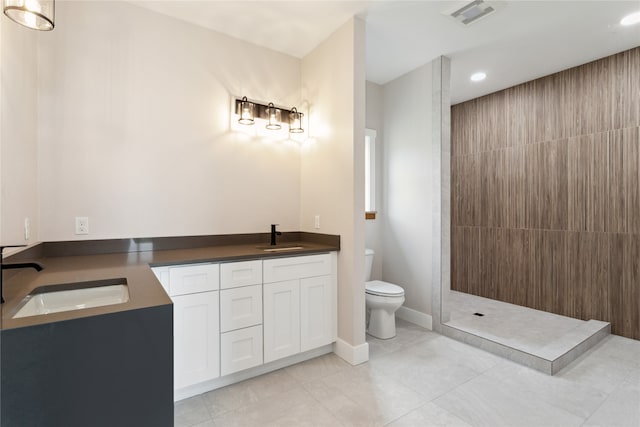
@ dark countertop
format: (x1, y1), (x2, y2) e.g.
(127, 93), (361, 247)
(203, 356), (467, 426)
(1, 233), (339, 330)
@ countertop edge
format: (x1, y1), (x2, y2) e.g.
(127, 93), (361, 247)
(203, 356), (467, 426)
(5, 232), (340, 260)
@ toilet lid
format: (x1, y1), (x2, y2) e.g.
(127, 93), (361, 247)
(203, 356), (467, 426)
(365, 280), (404, 297)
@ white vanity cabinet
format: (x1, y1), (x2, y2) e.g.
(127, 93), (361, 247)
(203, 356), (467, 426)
(219, 260), (263, 375)
(152, 251), (337, 401)
(263, 254), (336, 363)
(152, 263), (220, 390)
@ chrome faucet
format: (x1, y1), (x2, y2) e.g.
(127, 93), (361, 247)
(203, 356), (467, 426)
(270, 224), (282, 246)
(1, 245), (44, 304)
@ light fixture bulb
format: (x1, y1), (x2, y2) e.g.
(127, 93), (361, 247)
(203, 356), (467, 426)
(23, 9), (36, 26)
(24, 0), (41, 12)
(470, 72), (487, 82)
(265, 102), (282, 130)
(620, 11), (640, 26)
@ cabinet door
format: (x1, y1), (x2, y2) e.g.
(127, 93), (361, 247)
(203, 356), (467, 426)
(173, 291), (220, 390)
(220, 285), (262, 332)
(263, 280), (300, 363)
(300, 275), (334, 352)
(220, 325), (263, 376)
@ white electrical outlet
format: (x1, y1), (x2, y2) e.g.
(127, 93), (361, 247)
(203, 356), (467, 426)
(314, 215), (320, 229)
(75, 217), (89, 235)
(24, 217), (30, 241)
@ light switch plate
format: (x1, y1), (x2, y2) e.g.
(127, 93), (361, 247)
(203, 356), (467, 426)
(24, 217), (30, 241)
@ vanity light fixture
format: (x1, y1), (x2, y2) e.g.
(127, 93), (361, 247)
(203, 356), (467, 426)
(238, 96), (255, 125)
(289, 107), (304, 134)
(3, 0), (54, 31)
(265, 103), (282, 130)
(235, 96), (304, 134)
(620, 11), (640, 26)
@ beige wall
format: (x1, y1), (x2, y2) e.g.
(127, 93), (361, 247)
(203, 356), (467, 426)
(36, 1), (302, 241)
(382, 62), (436, 316)
(301, 18), (366, 348)
(0, 17), (39, 248)
(2, 2), (368, 354)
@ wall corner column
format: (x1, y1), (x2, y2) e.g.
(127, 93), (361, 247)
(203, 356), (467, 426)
(431, 56), (451, 332)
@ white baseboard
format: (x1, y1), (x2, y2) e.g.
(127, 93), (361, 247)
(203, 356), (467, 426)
(397, 306), (433, 330)
(333, 338), (369, 365)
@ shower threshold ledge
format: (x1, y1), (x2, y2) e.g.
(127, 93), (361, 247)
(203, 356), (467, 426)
(440, 292), (610, 375)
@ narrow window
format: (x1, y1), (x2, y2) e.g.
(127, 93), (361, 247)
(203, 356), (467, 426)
(365, 129), (376, 219)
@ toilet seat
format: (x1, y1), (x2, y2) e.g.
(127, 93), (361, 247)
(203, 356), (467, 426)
(365, 280), (404, 297)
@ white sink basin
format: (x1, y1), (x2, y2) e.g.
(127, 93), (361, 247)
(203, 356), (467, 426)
(13, 279), (130, 319)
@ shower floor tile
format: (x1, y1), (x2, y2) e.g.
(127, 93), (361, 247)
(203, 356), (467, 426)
(444, 291), (610, 372)
(446, 291), (584, 354)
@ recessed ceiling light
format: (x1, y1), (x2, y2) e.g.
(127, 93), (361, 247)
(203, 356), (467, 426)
(620, 11), (640, 26)
(470, 72), (487, 82)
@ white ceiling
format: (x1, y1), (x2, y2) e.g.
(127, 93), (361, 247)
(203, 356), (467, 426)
(131, 1), (640, 104)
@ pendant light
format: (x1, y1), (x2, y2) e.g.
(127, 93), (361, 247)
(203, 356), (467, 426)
(3, 0), (54, 31)
(289, 107), (304, 133)
(238, 96), (255, 125)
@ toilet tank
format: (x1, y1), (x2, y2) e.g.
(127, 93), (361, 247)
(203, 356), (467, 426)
(365, 249), (375, 281)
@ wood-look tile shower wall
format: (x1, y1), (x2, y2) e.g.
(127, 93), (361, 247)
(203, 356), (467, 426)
(451, 47), (640, 340)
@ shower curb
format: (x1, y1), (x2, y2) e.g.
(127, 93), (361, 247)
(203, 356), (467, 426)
(437, 320), (610, 375)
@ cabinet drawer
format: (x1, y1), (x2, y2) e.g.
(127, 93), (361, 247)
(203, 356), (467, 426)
(220, 325), (263, 376)
(220, 260), (262, 289)
(263, 254), (331, 283)
(169, 263), (219, 296)
(220, 285), (262, 332)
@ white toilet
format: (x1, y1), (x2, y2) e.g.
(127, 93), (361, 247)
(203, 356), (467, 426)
(365, 249), (405, 339)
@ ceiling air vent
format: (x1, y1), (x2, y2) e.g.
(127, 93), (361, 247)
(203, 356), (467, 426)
(444, 0), (498, 26)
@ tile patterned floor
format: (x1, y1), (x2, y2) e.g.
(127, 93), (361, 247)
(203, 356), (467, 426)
(175, 320), (640, 427)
